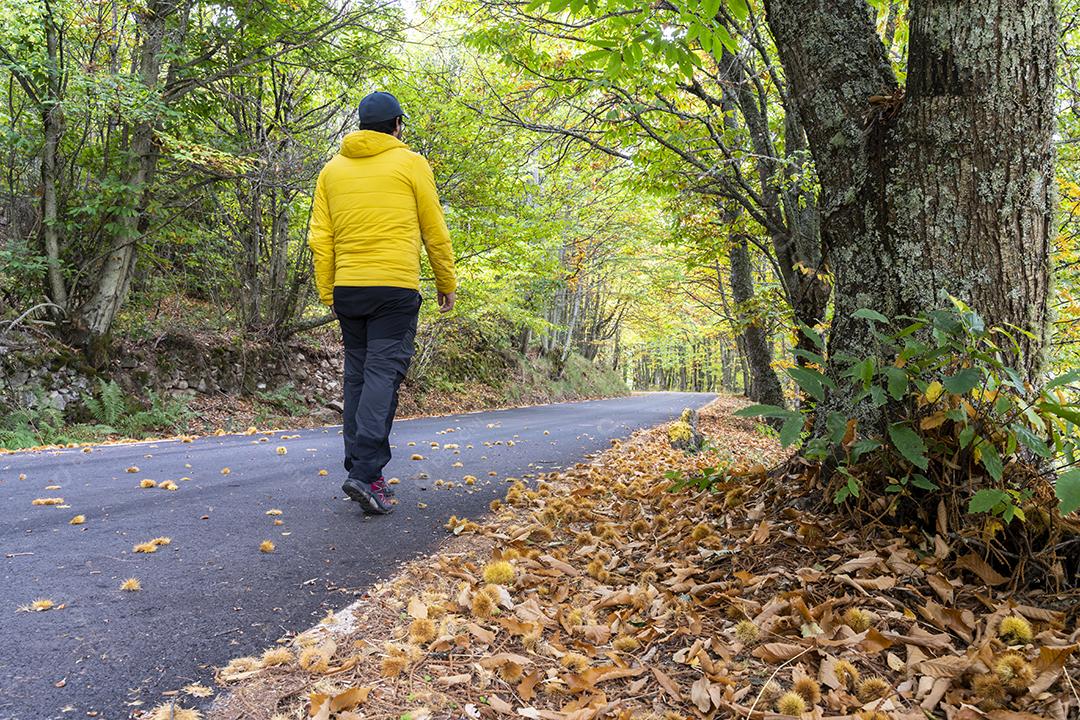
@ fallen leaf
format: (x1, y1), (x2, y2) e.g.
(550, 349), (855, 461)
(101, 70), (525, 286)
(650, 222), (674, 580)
(1029, 643), (1077, 695)
(752, 642), (808, 663)
(955, 553), (1009, 586)
(690, 675), (712, 713)
(518, 670), (541, 701)
(488, 694), (514, 714)
(330, 686), (371, 711)
(308, 692), (330, 720)
(651, 666), (682, 701)
(408, 596), (428, 619)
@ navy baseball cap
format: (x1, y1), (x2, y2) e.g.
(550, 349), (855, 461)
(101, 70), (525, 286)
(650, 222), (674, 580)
(358, 91), (406, 125)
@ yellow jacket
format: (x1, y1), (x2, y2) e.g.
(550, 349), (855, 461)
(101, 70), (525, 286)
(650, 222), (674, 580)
(307, 131), (457, 306)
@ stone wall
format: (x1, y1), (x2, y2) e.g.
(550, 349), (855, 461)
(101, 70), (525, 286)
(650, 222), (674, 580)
(0, 329), (345, 419)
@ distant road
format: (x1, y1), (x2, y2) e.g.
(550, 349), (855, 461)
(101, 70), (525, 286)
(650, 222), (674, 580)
(0, 392), (714, 719)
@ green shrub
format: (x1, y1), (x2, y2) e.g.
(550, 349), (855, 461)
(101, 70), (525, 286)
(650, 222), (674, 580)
(254, 383), (307, 416)
(737, 300), (1080, 521)
(121, 390), (193, 435)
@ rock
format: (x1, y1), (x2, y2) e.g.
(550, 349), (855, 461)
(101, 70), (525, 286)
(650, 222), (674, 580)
(9, 370), (28, 388)
(176, 379), (189, 390)
(47, 390), (66, 411)
(668, 408), (705, 452)
(121, 356), (138, 369)
(196, 378), (207, 393)
(312, 407), (338, 424)
(326, 399), (344, 413)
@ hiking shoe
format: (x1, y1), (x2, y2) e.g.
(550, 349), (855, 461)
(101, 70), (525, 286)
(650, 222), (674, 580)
(342, 478), (394, 515)
(371, 476), (395, 498)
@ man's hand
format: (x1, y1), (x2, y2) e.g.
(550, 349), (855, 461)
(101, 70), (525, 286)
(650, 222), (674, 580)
(437, 291), (456, 313)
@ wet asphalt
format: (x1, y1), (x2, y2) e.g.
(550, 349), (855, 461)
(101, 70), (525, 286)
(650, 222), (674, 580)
(0, 392), (713, 719)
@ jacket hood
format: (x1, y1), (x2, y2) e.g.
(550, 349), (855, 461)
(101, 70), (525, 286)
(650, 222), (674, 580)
(339, 130), (407, 158)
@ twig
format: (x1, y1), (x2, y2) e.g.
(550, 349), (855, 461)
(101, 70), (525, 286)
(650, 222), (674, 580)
(212, 626), (241, 638)
(0, 302), (65, 342)
(1063, 663), (1080, 708)
(745, 645), (815, 719)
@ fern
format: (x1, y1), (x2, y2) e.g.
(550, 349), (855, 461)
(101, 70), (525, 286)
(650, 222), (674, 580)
(0, 393), (67, 449)
(84, 380), (127, 426)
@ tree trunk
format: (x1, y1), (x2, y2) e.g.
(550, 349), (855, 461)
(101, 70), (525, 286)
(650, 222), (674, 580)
(41, 0), (68, 311)
(719, 48), (829, 358)
(76, 0), (175, 358)
(764, 0), (1056, 423)
(730, 236), (786, 407)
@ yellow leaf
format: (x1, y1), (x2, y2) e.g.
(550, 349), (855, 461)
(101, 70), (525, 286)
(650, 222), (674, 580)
(924, 380), (944, 403)
(920, 412), (948, 430)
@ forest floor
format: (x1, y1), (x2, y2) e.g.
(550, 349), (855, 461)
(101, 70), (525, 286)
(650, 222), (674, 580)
(198, 397), (1080, 720)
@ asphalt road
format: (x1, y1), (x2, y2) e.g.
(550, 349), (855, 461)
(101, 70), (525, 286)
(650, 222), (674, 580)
(0, 392), (713, 720)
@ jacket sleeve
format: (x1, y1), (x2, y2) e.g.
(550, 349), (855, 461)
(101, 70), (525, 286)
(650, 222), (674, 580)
(412, 154), (457, 294)
(307, 170), (336, 306)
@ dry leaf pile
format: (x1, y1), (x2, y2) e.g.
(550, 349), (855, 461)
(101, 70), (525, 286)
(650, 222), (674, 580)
(208, 397), (1079, 720)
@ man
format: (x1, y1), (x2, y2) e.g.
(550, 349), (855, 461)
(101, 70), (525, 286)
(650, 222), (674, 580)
(308, 91), (457, 515)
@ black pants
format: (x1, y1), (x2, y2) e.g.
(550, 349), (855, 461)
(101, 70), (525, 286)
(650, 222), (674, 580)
(334, 286), (421, 483)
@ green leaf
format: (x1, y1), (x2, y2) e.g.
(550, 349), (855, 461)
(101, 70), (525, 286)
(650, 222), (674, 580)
(1042, 402), (1080, 426)
(851, 357), (874, 386)
(825, 412), (847, 444)
(702, 0), (721, 18)
(797, 321), (824, 349)
(733, 403), (790, 419)
(712, 24), (737, 53)
(847, 475), (860, 498)
(577, 49), (610, 65)
(1057, 469), (1080, 515)
(943, 368), (981, 395)
(980, 442), (1003, 482)
(887, 423), (929, 470)
(958, 424), (975, 449)
(968, 488), (1008, 514)
(911, 474), (939, 491)
(791, 348), (826, 366)
(787, 366), (834, 402)
(727, 0), (750, 21)
(853, 308), (890, 324)
(850, 438), (882, 461)
(778, 414), (805, 447)
(834, 485), (851, 504)
(1045, 368), (1080, 391)
(1013, 424), (1051, 459)
(884, 366), (907, 401)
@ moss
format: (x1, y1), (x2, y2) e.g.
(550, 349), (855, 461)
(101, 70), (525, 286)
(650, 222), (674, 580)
(667, 421), (693, 443)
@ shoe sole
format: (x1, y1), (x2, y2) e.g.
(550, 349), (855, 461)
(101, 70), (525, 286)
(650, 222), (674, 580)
(342, 483), (393, 515)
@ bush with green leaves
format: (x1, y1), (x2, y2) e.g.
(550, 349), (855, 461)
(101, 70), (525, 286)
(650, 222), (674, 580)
(737, 301), (1080, 523)
(254, 383), (308, 417)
